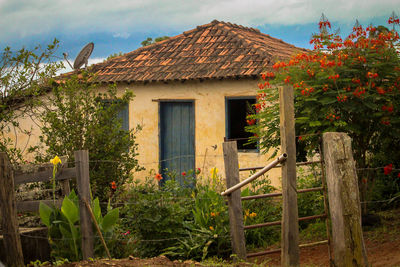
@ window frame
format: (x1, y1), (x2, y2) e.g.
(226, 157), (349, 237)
(225, 96), (258, 153)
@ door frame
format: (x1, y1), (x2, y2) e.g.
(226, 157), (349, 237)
(158, 99), (196, 182)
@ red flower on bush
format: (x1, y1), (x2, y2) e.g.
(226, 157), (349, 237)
(155, 173), (163, 181)
(196, 168), (201, 175)
(111, 181), (117, 190)
(182, 172), (186, 176)
(384, 164), (393, 175)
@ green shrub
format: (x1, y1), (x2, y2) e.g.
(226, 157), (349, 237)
(241, 177), (281, 248)
(31, 71), (142, 203)
(120, 175), (193, 258)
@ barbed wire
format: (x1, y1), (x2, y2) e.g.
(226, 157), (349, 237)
(11, 232), (231, 242)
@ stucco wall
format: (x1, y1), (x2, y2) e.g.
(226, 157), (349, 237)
(122, 78), (282, 188)
(7, 78), (283, 188)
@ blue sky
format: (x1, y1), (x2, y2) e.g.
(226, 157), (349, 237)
(1, 0), (398, 69)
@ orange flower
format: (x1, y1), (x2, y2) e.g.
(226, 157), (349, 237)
(155, 173), (163, 181)
(111, 181), (117, 190)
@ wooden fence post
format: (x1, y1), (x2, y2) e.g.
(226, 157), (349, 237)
(279, 85), (299, 267)
(322, 132), (368, 267)
(60, 156), (70, 196)
(0, 152), (24, 267)
(74, 150), (94, 259)
(223, 141), (246, 260)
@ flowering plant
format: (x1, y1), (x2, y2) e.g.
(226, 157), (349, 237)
(248, 13), (400, 171)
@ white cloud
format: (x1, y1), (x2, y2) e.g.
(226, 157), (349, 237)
(112, 32), (131, 39)
(0, 0), (398, 41)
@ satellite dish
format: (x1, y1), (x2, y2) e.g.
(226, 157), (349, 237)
(72, 42), (94, 70)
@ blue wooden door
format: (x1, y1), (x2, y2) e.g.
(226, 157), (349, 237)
(160, 101), (195, 186)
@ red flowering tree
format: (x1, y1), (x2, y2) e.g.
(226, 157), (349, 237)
(249, 13), (400, 172)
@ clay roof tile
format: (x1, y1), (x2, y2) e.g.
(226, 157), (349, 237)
(90, 20), (306, 83)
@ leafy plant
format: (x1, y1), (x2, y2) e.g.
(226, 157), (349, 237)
(0, 39), (63, 164)
(120, 174), (193, 258)
(241, 176), (281, 248)
(31, 71), (142, 202)
(39, 190), (119, 261)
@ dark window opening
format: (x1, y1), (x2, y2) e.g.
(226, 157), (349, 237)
(101, 100), (129, 131)
(226, 97), (257, 151)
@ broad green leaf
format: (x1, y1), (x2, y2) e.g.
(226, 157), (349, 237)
(309, 121), (322, 127)
(61, 197), (79, 225)
(296, 117), (310, 123)
(59, 223), (72, 238)
(92, 198), (102, 224)
(320, 97), (338, 105)
(101, 208), (119, 232)
(39, 202), (54, 227)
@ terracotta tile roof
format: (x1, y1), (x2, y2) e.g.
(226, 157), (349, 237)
(90, 20), (307, 83)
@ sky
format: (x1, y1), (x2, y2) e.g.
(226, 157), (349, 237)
(1, 0), (399, 71)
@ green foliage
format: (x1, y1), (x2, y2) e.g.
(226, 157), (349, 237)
(31, 71), (142, 202)
(165, 184), (231, 260)
(39, 190), (119, 261)
(106, 52), (123, 60)
(120, 175), (194, 258)
(141, 36), (170, 46)
(296, 166), (324, 229)
(0, 39), (63, 163)
(241, 177), (281, 248)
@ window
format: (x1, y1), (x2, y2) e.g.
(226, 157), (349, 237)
(101, 100), (129, 131)
(116, 103), (129, 131)
(226, 97), (257, 151)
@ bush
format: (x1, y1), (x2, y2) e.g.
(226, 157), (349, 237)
(31, 71), (142, 202)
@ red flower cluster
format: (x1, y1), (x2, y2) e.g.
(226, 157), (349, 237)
(388, 16), (400, 25)
(301, 87), (314, 96)
(326, 113), (340, 121)
(382, 105), (394, 113)
(319, 20), (331, 30)
(328, 74), (340, 81)
(352, 87), (366, 98)
(182, 172), (186, 176)
(384, 164), (393, 175)
(111, 181), (117, 190)
(367, 72), (378, 79)
(376, 87), (386, 95)
(247, 119), (256, 125)
(337, 95), (348, 102)
(381, 119), (390, 125)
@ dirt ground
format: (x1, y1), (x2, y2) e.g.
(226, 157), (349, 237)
(49, 209), (400, 267)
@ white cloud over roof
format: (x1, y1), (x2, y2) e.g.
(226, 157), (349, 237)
(1, 0), (398, 41)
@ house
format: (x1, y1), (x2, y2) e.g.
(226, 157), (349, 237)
(15, 20), (306, 186)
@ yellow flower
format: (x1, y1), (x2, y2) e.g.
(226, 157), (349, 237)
(50, 156), (62, 166)
(249, 212), (257, 218)
(209, 226), (214, 231)
(210, 167), (219, 175)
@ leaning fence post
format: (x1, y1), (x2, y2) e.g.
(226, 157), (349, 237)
(223, 141), (246, 260)
(75, 150), (94, 259)
(0, 152), (24, 267)
(279, 85), (299, 267)
(322, 132), (368, 266)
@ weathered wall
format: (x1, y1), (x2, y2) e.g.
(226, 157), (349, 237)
(7, 78), (283, 187)
(123, 78), (281, 187)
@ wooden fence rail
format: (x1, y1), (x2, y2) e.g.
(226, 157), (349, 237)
(0, 150), (93, 266)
